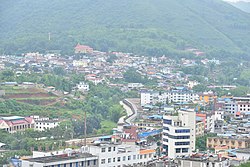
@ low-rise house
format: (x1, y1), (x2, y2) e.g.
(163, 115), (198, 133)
(0, 116), (35, 133)
(76, 82), (90, 92)
(74, 44), (94, 54)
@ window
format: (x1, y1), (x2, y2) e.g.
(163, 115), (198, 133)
(101, 159), (105, 164)
(175, 142), (190, 146)
(163, 119), (172, 125)
(144, 154), (147, 158)
(101, 148), (105, 152)
(128, 156), (131, 160)
(133, 155), (136, 160)
(108, 158), (111, 163)
(113, 158), (116, 162)
(108, 147), (111, 152)
(123, 156), (126, 161)
(117, 157), (121, 162)
(175, 129), (190, 133)
(164, 133), (190, 139)
(182, 148), (189, 153)
(176, 148), (181, 153)
(93, 160), (96, 165)
(113, 147), (116, 151)
(87, 160), (90, 166)
(164, 127), (169, 131)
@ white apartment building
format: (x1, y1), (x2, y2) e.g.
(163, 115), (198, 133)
(162, 109), (196, 158)
(166, 91), (199, 104)
(35, 119), (60, 131)
(223, 99), (238, 115)
(140, 90), (198, 107)
(88, 144), (155, 167)
(206, 114), (215, 133)
(32, 116), (60, 131)
(221, 96), (250, 115)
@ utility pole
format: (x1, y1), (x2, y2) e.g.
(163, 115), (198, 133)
(84, 110), (87, 146)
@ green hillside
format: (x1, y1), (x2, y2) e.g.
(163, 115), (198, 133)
(1, 0), (250, 57)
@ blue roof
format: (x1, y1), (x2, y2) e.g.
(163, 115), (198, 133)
(138, 129), (162, 138)
(148, 115), (163, 119)
(196, 116), (203, 121)
(98, 135), (112, 139)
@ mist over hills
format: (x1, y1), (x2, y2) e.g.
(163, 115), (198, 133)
(228, 1), (250, 13)
(1, 0), (250, 58)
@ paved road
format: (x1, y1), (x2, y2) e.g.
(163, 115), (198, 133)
(119, 99), (137, 124)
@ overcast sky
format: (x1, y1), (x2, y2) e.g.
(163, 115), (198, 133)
(224, 0), (250, 2)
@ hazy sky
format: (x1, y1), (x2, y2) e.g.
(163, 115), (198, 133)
(224, 0), (250, 2)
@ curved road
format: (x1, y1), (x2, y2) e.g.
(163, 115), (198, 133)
(119, 99), (137, 125)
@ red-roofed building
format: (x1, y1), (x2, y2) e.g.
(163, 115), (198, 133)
(0, 116), (35, 133)
(74, 44), (93, 54)
(121, 125), (138, 144)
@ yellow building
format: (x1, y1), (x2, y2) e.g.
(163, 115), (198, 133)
(199, 91), (217, 103)
(207, 137), (250, 149)
(196, 121), (204, 137)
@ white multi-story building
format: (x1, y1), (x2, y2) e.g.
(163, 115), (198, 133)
(223, 98), (238, 115)
(162, 109), (196, 158)
(32, 116), (60, 131)
(235, 96), (250, 113)
(34, 119), (60, 131)
(89, 144), (155, 167)
(140, 90), (198, 107)
(220, 95), (250, 115)
(166, 91), (198, 103)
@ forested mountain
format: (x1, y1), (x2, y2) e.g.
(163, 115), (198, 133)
(229, 1), (250, 13)
(1, 0), (250, 58)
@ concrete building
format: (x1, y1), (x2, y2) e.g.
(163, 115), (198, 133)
(207, 137), (250, 149)
(196, 119), (205, 137)
(140, 90), (198, 107)
(178, 156), (230, 167)
(89, 144), (155, 167)
(22, 152), (98, 167)
(162, 109), (196, 158)
(0, 116), (34, 133)
(34, 118), (60, 131)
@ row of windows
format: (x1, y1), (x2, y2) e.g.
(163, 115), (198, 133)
(101, 147), (116, 152)
(163, 133), (190, 139)
(175, 129), (190, 133)
(176, 148), (189, 153)
(43, 160), (97, 167)
(101, 154), (153, 164)
(175, 142), (190, 146)
(163, 119), (172, 125)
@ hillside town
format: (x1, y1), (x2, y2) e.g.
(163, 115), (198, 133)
(0, 44), (250, 167)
